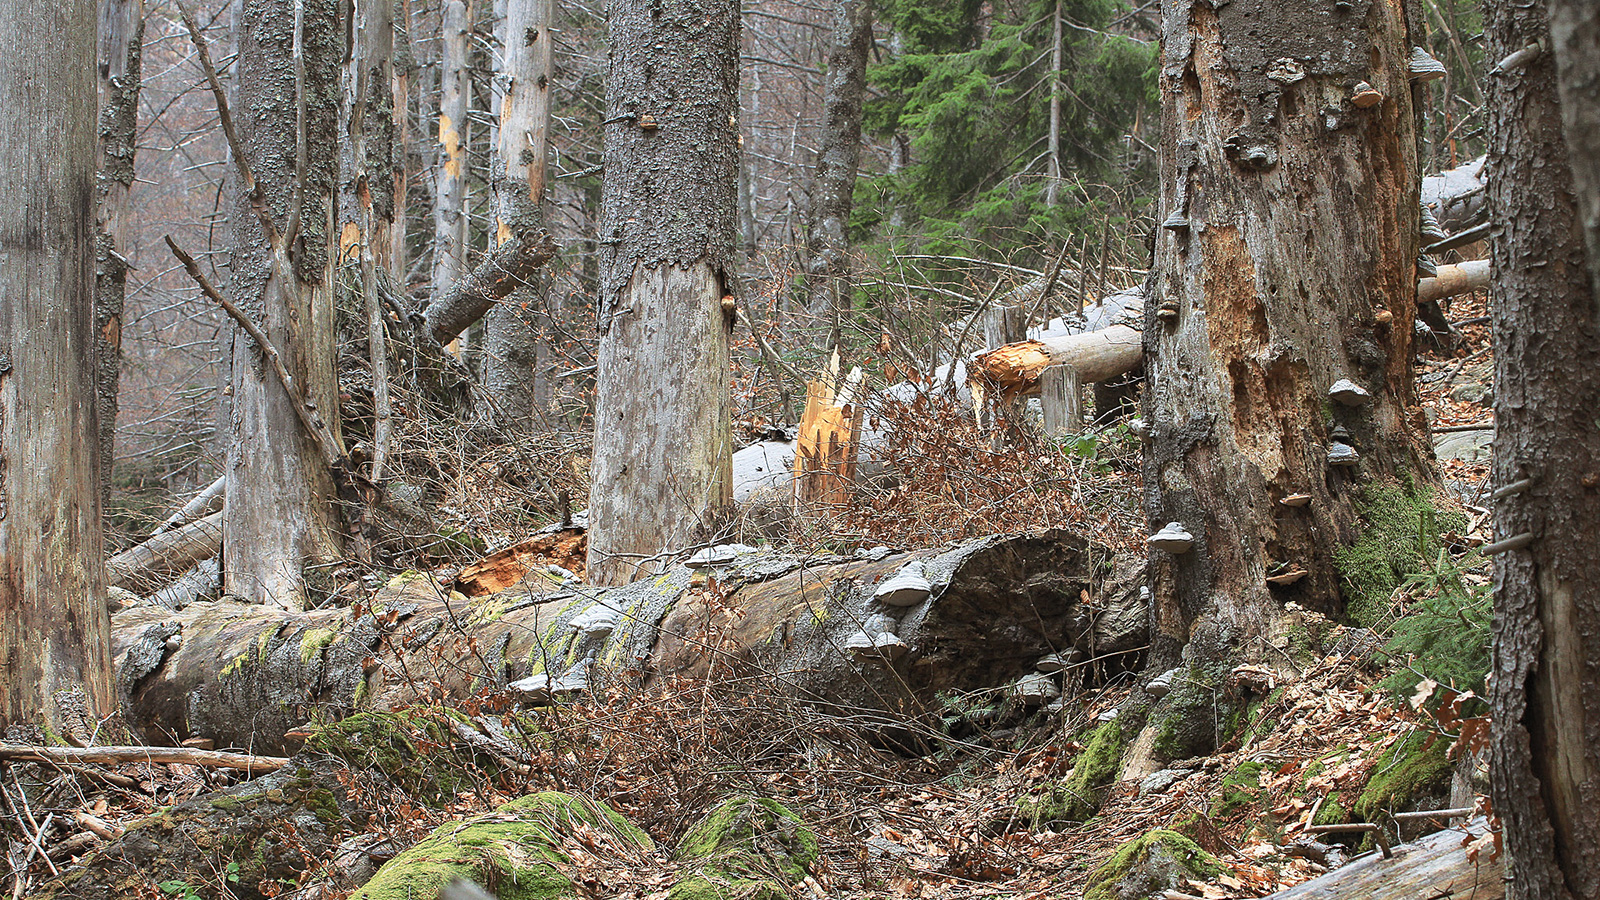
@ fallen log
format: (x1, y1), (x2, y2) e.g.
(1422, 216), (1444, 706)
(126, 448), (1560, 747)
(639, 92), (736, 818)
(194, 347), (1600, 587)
(151, 474), (225, 535)
(423, 224), (558, 342)
(1421, 155), (1488, 235)
(109, 530), (1146, 754)
(107, 510), (221, 593)
(969, 325), (1144, 401)
(0, 743), (289, 773)
(1263, 822), (1500, 899)
(1416, 259), (1490, 304)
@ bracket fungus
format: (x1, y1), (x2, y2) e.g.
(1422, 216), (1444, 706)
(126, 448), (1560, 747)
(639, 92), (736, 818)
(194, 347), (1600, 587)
(1409, 47), (1447, 82)
(1148, 522), (1195, 553)
(1279, 493), (1312, 508)
(1328, 379), (1371, 406)
(1328, 442), (1360, 467)
(1351, 81), (1383, 108)
(874, 561), (933, 607)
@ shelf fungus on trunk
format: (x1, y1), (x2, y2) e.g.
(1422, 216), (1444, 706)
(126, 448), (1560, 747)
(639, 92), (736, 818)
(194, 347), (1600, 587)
(1328, 379), (1371, 406)
(1408, 47), (1447, 82)
(1148, 522), (1195, 554)
(1266, 567), (1308, 586)
(1328, 442), (1361, 467)
(873, 561), (932, 607)
(1279, 493), (1313, 508)
(1352, 81), (1383, 108)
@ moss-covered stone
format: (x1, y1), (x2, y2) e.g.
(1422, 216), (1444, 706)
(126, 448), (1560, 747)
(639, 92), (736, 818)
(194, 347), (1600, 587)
(1353, 730), (1452, 821)
(1084, 829), (1222, 900)
(1023, 718), (1126, 827)
(1335, 481), (1467, 625)
(351, 792), (652, 900)
(668, 796), (819, 900)
(1152, 666), (1228, 760)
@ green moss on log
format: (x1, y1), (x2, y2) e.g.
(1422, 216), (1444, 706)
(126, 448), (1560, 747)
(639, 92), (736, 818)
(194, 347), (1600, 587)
(1353, 730), (1452, 821)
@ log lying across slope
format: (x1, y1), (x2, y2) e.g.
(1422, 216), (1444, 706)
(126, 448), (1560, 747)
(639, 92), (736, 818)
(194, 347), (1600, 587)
(110, 529), (1145, 754)
(1263, 822), (1500, 900)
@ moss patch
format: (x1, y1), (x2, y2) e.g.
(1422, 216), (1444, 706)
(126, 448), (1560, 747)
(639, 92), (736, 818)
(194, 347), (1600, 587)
(1023, 719), (1126, 827)
(1354, 730), (1452, 821)
(1152, 666), (1231, 760)
(304, 708), (487, 804)
(1335, 481), (1467, 625)
(669, 796), (819, 900)
(1084, 829), (1222, 900)
(351, 792), (651, 900)
(1212, 760), (1268, 818)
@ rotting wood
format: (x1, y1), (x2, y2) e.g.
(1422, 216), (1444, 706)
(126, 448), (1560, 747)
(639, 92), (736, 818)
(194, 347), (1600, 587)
(793, 360), (863, 511)
(108, 511), (222, 593)
(0, 743), (289, 773)
(969, 324), (1143, 401)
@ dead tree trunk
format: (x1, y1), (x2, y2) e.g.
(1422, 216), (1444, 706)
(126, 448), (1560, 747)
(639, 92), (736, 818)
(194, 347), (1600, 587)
(95, 0), (143, 508)
(483, 0), (556, 431)
(430, 0), (473, 341)
(1547, 1), (1600, 301)
(803, 0), (873, 346)
(1485, 2), (1600, 897)
(222, 0), (347, 610)
(1143, 0), (1435, 752)
(586, 0), (738, 586)
(0, 0), (114, 736)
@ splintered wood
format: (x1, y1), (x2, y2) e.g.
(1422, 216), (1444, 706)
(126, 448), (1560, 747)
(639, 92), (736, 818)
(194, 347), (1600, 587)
(793, 358), (862, 512)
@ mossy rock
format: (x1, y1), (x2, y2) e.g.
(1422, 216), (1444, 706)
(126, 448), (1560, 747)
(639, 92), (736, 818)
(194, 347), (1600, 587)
(1084, 829), (1222, 900)
(351, 792), (652, 900)
(304, 708), (489, 804)
(668, 796), (819, 900)
(1353, 730), (1452, 821)
(1023, 718), (1126, 827)
(1335, 481), (1467, 625)
(1151, 666), (1230, 760)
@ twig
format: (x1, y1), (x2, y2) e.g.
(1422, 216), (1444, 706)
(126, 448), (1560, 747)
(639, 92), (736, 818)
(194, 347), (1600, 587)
(165, 236), (344, 469)
(72, 811), (124, 841)
(1391, 806), (1476, 821)
(0, 743), (290, 774)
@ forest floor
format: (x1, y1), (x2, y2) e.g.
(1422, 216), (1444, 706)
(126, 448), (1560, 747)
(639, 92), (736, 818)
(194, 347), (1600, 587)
(18, 301), (1499, 900)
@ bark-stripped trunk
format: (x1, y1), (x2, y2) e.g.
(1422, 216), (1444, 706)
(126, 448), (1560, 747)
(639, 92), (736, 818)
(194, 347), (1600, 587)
(0, 0), (114, 736)
(803, 0), (873, 345)
(1145, 0), (1433, 693)
(391, 0), (415, 286)
(223, 0), (345, 610)
(431, 0), (472, 339)
(339, 0), (398, 480)
(95, 0), (143, 509)
(484, 0), (555, 431)
(587, 0), (738, 586)
(1485, 2), (1600, 897)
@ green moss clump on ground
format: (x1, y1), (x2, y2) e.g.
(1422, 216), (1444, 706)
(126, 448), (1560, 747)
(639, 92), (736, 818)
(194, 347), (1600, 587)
(1335, 481), (1467, 625)
(668, 796), (819, 900)
(1353, 730), (1452, 821)
(351, 792), (651, 900)
(304, 708), (485, 804)
(1084, 829), (1222, 900)
(1023, 719), (1126, 827)
(1152, 666), (1230, 760)
(1212, 761), (1268, 818)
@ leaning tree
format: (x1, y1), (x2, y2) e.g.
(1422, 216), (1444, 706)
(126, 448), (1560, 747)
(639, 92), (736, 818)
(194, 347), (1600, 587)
(0, 0), (114, 736)
(1484, 0), (1600, 896)
(586, 0), (740, 586)
(1141, 0), (1438, 753)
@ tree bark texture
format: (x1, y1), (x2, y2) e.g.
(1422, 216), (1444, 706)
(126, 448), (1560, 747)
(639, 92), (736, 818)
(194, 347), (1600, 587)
(1146, 0), (1434, 666)
(223, 0), (346, 610)
(0, 0), (114, 735)
(340, 0), (398, 481)
(803, 0), (873, 340)
(95, 0), (142, 507)
(1546, 1), (1600, 301)
(587, 0), (739, 586)
(430, 0), (472, 328)
(484, 0), (556, 430)
(422, 224), (559, 343)
(109, 532), (1144, 754)
(1485, 1), (1600, 896)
